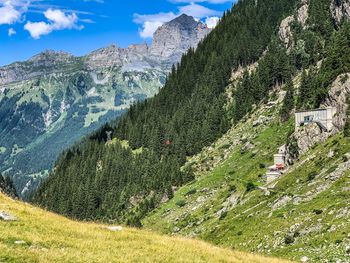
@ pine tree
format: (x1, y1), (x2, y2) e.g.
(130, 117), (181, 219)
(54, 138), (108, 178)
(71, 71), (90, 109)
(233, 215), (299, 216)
(280, 79), (295, 122)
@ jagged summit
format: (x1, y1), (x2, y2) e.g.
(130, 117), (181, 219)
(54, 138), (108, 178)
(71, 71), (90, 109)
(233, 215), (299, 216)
(150, 14), (211, 59)
(29, 50), (74, 62)
(167, 14), (199, 28)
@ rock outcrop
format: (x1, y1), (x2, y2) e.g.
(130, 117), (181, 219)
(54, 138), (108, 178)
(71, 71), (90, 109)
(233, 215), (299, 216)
(150, 14), (210, 60)
(331, 0), (350, 24)
(293, 73), (350, 155)
(0, 211), (17, 221)
(278, 0), (309, 48)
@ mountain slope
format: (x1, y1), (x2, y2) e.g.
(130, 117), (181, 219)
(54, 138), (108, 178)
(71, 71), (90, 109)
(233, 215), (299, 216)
(0, 15), (209, 197)
(142, 3), (350, 261)
(0, 193), (291, 263)
(32, 0), (350, 261)
(143, 87), (350, 262)
(33, 0), (298, 223)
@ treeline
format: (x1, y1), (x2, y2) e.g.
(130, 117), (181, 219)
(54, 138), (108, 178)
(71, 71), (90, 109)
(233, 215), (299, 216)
(298, 22), (350, 109)
(0, 174), (17, 198)
(115, 0), (298, 157)
(34, 139), (191, 224)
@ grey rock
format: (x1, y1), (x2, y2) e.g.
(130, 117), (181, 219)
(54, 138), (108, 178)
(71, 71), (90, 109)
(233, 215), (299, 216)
(278, 0), (309, 48)
(0, 211), (17, 221)
(301, 256), (309, 262)
(150, 14), (210, 61)
(14, 240), (26, 245)
(107, 226), (123, 231)
(346, 245), (350, 254)
(331, 0), (350, 25)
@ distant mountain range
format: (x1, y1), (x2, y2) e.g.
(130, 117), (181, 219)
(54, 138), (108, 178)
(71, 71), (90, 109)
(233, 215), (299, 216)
(0, 14), (211, 197)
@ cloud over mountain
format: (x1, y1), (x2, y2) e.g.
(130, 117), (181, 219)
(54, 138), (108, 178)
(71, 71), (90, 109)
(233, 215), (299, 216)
(24, 9), (82, 39)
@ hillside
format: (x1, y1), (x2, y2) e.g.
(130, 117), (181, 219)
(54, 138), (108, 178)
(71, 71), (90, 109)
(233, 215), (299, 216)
(143, 76), (350, 262)
(32, 0), (350, 262)
(33, 0), (298, 223)
(0, 14), (209, 198)
(0, 193), (292, 263)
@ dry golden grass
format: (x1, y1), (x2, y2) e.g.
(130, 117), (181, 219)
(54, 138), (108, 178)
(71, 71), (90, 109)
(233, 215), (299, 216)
(0, 193), (293, 263)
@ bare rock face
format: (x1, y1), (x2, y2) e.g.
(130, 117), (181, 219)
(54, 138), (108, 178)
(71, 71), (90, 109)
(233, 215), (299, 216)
(294, 123), (329, 155)
(323, 73), (350, 131)
(278, 0), (309, 48)
(294, 74), (350, 155)
(150, 14), (211, 60)
(331, 0), (350, 24)
(297, 0), (309, 26)
(0, 50), (76, 85)
(279, 16), (294, 48)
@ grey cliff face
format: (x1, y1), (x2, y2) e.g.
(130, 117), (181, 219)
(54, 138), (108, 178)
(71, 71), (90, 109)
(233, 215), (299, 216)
(331, 0), (350, 24)
(150, 14), (211, 60)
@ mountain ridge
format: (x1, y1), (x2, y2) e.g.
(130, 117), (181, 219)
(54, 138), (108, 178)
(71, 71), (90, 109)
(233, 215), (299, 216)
(0, 14), (211, 197)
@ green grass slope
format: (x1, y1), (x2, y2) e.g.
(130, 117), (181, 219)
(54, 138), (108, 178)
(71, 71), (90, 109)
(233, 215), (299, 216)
(0, 193), (292, 263)
(143, 95), (350, 262)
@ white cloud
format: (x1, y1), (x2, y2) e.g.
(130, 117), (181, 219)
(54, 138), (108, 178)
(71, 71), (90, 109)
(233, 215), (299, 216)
(133, 12), (177, 38)
(178, 3), (220, 18)
(24, 21), (51, 38)
(44, 9), (79, 30)
(205, 16), (219, 28)
(24, 8), (82, 39)
(8, 27), (16, 36)
(0, 2), (21, 25)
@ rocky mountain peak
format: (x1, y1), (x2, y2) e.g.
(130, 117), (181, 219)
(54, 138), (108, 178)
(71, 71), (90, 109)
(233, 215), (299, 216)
(167, 14), (200, 29)
(29, 50), (74, 63)
(150, 14), (211, 59)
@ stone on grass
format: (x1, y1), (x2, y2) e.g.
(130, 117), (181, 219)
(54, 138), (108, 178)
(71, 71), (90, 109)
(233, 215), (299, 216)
(300, 256), (309, 262)
(14, 240), (26, 245)
(107, 226), (123, 231)
(0, 211), (17, 221)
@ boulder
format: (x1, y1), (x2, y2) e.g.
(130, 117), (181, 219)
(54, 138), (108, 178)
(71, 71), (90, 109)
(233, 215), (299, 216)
(0, 211), (17, 221)
(107, 226), (123, 231)
(14, 240), (26, 245)
(301, 256), (309, 262)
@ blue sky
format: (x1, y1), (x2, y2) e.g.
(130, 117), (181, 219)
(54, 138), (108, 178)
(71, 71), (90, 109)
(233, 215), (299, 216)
(0, 0), (234, 66)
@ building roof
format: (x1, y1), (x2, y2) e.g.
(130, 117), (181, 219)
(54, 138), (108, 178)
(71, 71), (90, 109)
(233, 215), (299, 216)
(295, 107), (336, 114)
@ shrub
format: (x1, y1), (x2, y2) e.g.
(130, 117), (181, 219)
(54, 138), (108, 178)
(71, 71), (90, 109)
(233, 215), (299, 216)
(326, 165), (338, 174)
(185, 189), (196, 196)
(259, 163), (266, 169)
(307, 171), (318, 181)
(176, 200), (186, 207)
(229, 184), (237, 192)
(246, 182), (256, 192)
(219, 211), (228, 220)
(284, 235), (295, 245)
(313, 209), (323, 215)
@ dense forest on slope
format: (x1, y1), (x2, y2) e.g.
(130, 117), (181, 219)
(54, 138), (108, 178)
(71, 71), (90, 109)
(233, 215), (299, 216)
(33, 0), (350, 224)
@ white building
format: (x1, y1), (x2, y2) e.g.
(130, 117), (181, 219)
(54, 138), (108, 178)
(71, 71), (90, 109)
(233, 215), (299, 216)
(266, 145), (286, 184)
(295, 107), (337, 132)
